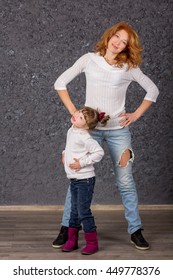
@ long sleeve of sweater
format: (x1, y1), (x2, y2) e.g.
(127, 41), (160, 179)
(128, 67), (159, 102)
(79, 137), (104, 168)
(54, 54), (89, 90)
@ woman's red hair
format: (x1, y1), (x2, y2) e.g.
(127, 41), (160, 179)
(95, 22), (143, 69)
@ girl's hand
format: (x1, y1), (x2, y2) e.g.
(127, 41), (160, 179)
(119, 112), (138, 127)
(69, 158), (81, 171)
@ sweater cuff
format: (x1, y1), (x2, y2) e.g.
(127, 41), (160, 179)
(79, 159), (86, 168)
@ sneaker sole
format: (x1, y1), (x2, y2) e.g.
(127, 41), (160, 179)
(130, 240), (150, 250)
(52, 244), (64, 249)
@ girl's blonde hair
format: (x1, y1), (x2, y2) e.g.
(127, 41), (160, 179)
(95, 22), (143, 69)
(81, 106), (110, 129)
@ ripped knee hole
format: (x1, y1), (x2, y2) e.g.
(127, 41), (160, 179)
(119, 149), (132, 167)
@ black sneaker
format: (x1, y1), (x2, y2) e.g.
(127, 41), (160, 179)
(131, 229), (150, 250)
(52, 226), (68, 248)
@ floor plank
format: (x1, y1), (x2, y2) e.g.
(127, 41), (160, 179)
(0, 209), (172, 260)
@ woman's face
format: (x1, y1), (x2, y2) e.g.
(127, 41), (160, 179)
(107, 29), (129, 55)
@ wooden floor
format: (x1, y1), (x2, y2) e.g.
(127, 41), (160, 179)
(0, 209), (173, 260)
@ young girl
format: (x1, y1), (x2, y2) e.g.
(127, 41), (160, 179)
(53, 22), (159, 250)
(62, 106), (109, 255)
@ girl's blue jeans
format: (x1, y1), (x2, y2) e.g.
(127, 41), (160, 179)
(61, 127), (142, 234)
(69, 177), (96, 232)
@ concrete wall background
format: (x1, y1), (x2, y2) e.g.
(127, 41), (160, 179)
(0, 0), (173, 205)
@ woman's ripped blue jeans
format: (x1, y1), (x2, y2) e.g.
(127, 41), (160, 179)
(61, 127), (142, 234)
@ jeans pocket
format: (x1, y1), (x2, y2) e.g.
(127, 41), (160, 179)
(87, 176), (95, 185)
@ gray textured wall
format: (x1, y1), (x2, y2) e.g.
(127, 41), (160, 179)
(0, 0), (173, 205)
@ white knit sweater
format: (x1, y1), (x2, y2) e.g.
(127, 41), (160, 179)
(64, 126), (104, 179)
(54, 52), (159, 130)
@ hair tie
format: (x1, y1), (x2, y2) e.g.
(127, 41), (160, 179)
(98, 112), (106, 121)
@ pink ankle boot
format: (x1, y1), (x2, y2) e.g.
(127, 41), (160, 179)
(62, 228), (79, 252)
(81, 231), (98, 255)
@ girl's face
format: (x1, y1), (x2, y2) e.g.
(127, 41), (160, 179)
(107, 29), (129, 55)
(71, 110), (89, 129)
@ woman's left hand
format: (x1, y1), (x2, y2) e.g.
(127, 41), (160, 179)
(119, 112), (138, 127)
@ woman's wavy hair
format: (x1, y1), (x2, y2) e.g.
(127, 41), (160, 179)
(95, 22), (143, 69)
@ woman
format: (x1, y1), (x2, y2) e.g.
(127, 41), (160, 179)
(53, 21), (159, 250)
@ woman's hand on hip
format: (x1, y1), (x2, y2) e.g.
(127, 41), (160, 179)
(119, 112), (138, 127)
